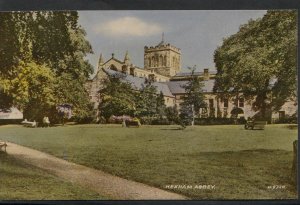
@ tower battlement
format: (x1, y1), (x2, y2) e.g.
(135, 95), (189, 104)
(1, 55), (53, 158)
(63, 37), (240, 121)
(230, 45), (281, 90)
(144, 34), (181, 77)
(144, 44), (181, 54)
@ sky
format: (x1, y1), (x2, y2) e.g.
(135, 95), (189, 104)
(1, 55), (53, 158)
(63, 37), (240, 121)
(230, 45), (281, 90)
(78, 10), (267, 74)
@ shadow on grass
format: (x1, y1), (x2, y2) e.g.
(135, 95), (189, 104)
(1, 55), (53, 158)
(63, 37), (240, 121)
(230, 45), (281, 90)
(244, 128), (265, 131)
(160, 127), (184, 131)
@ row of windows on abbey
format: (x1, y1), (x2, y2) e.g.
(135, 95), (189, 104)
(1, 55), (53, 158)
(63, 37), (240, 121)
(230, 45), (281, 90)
(145, 55), (180, 69)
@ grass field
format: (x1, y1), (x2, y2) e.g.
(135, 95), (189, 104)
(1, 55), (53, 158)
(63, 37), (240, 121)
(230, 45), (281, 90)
(0, 151), (105, 200)
(0, 124), (297, 199)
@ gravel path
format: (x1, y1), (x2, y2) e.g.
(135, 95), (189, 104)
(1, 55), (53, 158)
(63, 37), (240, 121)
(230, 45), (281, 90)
(5, 142), (187, 200)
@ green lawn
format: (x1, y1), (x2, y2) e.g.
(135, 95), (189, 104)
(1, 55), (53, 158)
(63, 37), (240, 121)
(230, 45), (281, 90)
(0, 151), (105, 200)
(0, 124), (297, 199)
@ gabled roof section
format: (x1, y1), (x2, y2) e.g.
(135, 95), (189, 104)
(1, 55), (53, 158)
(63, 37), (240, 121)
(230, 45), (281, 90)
(104, 57), (124, 65)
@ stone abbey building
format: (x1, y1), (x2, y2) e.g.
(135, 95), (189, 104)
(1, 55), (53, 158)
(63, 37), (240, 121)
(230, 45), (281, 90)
(86, 37), (297, 122)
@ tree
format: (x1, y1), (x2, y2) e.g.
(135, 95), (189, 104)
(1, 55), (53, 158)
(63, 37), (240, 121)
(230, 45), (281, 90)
(98, 72), (169, 122)
(214, 10), (297, 119)
(53, 73), (93, 121)
(32, 11), (93, 78)
(99, 74), (136, 121)
(0, 12), (32, 109)
(31, 11), (94, 121)
(156, 91), (166, 118)
(0, 11), (94, 122)
(0, 61), (55, 119)
(135, 83), (158, 117)
(165, 105), (179, 124)
(179, 67), (207, 127)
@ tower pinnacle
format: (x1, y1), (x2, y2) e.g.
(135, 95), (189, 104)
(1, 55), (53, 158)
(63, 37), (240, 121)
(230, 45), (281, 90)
(98, 53), (104, 68)
(157, 32), (166, 46)
(124, 50), (131, 65)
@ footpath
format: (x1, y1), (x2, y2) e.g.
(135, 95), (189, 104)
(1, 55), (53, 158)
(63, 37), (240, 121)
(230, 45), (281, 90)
(5, 142), (187, 200)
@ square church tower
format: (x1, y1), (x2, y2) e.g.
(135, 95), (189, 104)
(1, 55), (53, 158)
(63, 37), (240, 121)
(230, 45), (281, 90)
(144, 34), (181, 77)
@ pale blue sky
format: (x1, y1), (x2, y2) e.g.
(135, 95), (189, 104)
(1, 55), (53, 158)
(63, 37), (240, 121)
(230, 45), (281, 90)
(78, 10), (267, 74)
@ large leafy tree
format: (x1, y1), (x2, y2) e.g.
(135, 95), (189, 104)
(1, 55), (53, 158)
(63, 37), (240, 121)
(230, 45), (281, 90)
(214, 10), (297, 119)
(99, 73), (168, 122)
(32, 11), (93, 78)
(31, 11), (94, 120)
(0, 12), (31, 109)
(0, 61), (55, 117)
(0, 11), (93, 121)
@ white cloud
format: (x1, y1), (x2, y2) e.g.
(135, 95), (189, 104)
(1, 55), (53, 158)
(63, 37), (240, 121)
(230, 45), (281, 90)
(94, 17), (163, 37)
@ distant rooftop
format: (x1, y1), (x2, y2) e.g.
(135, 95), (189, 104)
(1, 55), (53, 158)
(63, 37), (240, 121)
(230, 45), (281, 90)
(166, 79), (215, 94)
(174, 70), (217, 77)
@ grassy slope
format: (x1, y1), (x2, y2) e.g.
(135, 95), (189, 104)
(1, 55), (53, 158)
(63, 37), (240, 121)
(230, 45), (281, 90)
(0, 152), (105, 200)
(0, 124), (297, 199)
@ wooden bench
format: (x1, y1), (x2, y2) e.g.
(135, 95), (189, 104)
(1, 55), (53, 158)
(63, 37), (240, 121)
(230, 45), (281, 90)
(125, 120), (141, 127)
(0, 142), (7, 152)
(21, 121), (38, 128)
(244, 120), (267, 130)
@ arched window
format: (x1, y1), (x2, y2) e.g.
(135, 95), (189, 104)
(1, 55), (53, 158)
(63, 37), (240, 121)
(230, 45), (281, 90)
(152, 56), (155, 67)
(148, 57), (151, 67)
(163, 56), (167, 66)
(155, 56), (159, 67)
(130, 67), (135, 76)
(159, 55), (163, 66)
(110, 64), (118, 71)
(122, 65), (128, 74)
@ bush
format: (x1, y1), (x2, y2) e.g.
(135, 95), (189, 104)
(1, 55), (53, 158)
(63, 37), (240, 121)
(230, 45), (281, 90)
(139, 116), (153, 125)
(72, 116), (94, 124)
(151, 118), (171, 125)
(276, 116), (297, 124)
(140, 116), (172, 125)
(0, 119), (23, 125)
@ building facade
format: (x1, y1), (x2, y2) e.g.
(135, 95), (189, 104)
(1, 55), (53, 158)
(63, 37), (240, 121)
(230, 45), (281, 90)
(86, 37), (297, 122)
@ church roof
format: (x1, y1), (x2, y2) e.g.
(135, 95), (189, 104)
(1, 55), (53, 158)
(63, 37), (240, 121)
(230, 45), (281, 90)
(103, 68), (174, 97)
(166, 79), (215, 94)
(174, 70), (217, 77)
(102, 68), (216, 96)
(152, 82), (174, 97)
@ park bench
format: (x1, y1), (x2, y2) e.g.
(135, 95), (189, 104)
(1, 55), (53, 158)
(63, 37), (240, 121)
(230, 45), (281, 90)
(244, 120), (267, 130)
(125, 119), (141, 127)
(21, 120), (38, 128)
(0, 142), (7, 152)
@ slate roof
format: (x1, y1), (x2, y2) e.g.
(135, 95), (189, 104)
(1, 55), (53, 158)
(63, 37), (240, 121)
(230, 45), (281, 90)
(174, 70), (217, 77)
(166, 79), (215, 94)
(103, 68), (174, 97)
